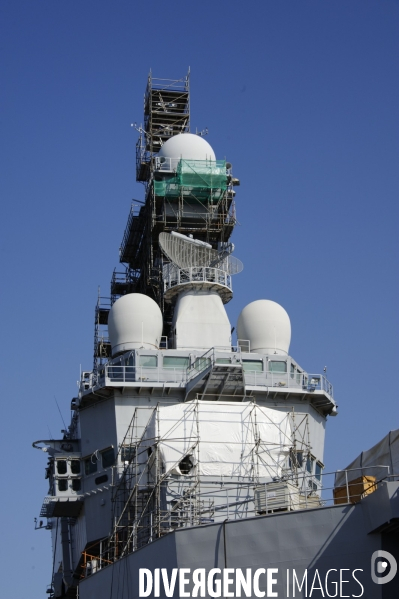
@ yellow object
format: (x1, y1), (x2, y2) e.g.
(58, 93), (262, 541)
(333, 475), (376, 505)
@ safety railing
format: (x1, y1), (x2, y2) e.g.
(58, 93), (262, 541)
(163, 264), (232, 294)
(243, 370), (334, 398)
(80, 361), (333, 399)
(187, 347), (215, 381)
(154, 156), (230, 174)
(78, 465), (394, 579)
(105, 365), (188, 385)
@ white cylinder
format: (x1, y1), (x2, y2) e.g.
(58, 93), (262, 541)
(237, 299), (291, 355)
(172, 289), (231, 350)
(158, 133), (216, 161)
(108, 294), (163, 356)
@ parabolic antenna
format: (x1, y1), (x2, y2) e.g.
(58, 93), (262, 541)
(159, 232), (243, 275)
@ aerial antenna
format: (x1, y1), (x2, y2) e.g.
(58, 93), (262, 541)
(159, 232), (243, 275)
(131, 122), (145, 134)
(54, 396), (67, 432)
(195, 127), (208, 137)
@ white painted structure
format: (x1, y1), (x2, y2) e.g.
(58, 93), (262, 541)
(143, 402), (292, 478)
(108, 293), (163, 356)
(33, 78), (340, 599)
(172, 289), (231, 350)
(158, 132), (216, 162)
(237, 299), (291, 355)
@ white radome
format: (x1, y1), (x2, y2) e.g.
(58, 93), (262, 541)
(108, 293), (163, 356)
(237, 299), (291, 355)
(158, 133), (216, 161)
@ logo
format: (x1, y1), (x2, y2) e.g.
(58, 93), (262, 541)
(371, 550), (397, 585)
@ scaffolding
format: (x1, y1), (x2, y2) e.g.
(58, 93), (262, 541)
(76, 401), (328, 579)
(122, 71), (237, 319)
(92, 290), (111, 379)
(153, 159), (228, 197)
(92, 70), (239, 376)
(136, 71), (190, 182)
(108, 402), (303, 555)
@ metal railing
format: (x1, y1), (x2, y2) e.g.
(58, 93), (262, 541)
(78, 465), (395, 579)
(244, 370), (334, 398)
(154, 156), (230, 174)
(105, 365), (187, 385)
(163, 264), (232, 294)
(80, 362), (333, 398)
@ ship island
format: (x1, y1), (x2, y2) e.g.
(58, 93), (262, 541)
(33, 71), (399, 599)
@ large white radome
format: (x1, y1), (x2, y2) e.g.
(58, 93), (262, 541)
(158, 133), (216, 161)
(108, 293), (163, 356)
(237, 299), (291, 355)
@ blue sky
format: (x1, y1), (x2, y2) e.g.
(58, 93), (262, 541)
(1, 1), (398, 596)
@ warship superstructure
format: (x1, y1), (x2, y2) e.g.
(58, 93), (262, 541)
(34, 72), (398, 599)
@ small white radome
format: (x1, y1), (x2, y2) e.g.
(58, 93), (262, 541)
(158, 133), (216, 161)
(108, 293), (163, 356)
(237, 299), (291, 355)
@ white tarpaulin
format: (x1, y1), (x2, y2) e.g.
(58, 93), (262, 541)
(142, 401), (292, 479)
(335, 429), (399, 487)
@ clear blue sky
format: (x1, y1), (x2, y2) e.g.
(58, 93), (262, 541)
(1, 1), (398, 596)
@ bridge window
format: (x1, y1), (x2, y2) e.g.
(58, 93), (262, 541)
(58, 479), (68, 492)
(70, 460), (81, 474)
(243, 360), (263, 372)
(163, 356), (190, 369)
(72, 479), (81, 492)
(56, 460), (67, 475)
(139, 355), (157, 367)
(315, 462), (323, 481)
(269, 361), (287, 373)
(101, 448), (115, 469)
(194, 357), (211, 371)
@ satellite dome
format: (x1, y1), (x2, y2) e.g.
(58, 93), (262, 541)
(237, 300), (291, 355)
(158, 133), (216, 161)
(108, 293), (163, 356)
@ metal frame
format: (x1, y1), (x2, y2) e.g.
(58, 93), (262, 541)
(105, 70), (238, 341)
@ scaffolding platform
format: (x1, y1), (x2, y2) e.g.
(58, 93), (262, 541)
(94, 70), (239, 369)
(119, 204), (146, 267)
(110, 270), (137, 300)
(144, 76), (190, 151)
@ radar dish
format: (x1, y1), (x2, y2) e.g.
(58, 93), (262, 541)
(159, 232), (243, 275)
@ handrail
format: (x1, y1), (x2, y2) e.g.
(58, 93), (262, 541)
(80, 362), (334, 399)
(243, 370), (334, 398)
(77, 465), (396, 579)
(163, 265), (232, 294)
(154, 156), (229, 173)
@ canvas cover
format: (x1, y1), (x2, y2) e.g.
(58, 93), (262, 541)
(335, 429), (399, 487)
(154, 159), (227, 199)
(142, 401), (292, 479)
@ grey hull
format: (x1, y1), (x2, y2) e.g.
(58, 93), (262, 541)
(79, 484), (399, 599)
